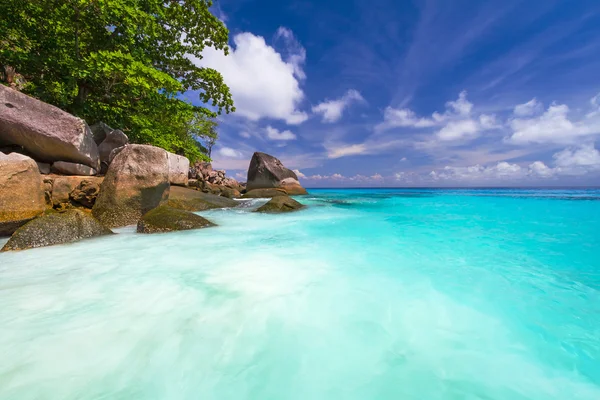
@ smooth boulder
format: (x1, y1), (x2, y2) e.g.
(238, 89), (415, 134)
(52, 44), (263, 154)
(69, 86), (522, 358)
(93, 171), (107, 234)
(242, 188), (288, 199)
(246, 152), (307, 195)
(52, 161), (97, 176)
(0, 85), (100, 169)
(0, 152), (46, 236)
(98, 129), (129, 174)
(168, 186), (237, 211)
(2, 209), (112, 251)
(137, 205), (215, 234)
(92, 145), (170, 228)
(167, 152), (189, 186)
(254, 196), (305, 213)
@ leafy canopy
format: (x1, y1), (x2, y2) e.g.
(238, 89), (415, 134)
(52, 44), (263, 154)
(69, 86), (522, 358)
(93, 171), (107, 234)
(0, 0), (234, 161)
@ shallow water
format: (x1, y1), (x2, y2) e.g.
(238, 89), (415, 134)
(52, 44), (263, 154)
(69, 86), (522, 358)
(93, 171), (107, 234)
(1, 188), (599, 399)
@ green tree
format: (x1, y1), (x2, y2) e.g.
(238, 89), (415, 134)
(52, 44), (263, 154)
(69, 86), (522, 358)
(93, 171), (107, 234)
(0, 0), (234, 161)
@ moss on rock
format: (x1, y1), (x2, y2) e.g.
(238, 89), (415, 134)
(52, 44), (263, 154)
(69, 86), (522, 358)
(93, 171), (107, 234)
(254, 196), (305, 213)
(1, 209), (113, 252)
(168, 186), (237, 211)
(137, 205), (216, 234)
(242, 188), (288, 199)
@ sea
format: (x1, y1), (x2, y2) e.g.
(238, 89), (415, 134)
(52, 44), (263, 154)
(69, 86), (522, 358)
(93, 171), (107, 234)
(0, 188), (599, 399)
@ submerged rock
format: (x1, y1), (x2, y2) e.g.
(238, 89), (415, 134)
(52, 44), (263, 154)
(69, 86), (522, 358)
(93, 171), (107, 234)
(1, 209), (112, 251)
(0, 85), (100, 169)
(246, 152), (307, 195)
(0, 152), (46, 236)
(92, 145), (170, 228)
(137, 205), (215, 234)
(254, 195), (305, 213)
(242, 188), (288, 198)
(168, 186), (237, 211)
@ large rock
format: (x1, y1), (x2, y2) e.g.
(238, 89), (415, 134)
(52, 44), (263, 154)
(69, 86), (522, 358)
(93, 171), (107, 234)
(92, 145), (170, 228)
(246, 152), (307, 195)
(0, 85), (100, 169)
(51, 161), (97, 176)
(242, 188), (288, 199)
(167, 153), (189, 186)
(0, 153), (46, 236)
(1, 209), (112, 252)
(98, 129), (129, 174)
(168, 186), (237, 211)
(254, 196), (305, 213)
(137, 205), (215, 234)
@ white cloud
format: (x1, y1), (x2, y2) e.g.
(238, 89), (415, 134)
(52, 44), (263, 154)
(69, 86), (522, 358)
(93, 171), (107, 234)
(240, 131), (251, 139)
(370, 173), (384, 181)
(508, 103), (600, 144)
(293, 169), (307, 179)
(513, 98), (543, 116)
(588, 93), (600, 118)
(265, 126), (296, 141)
(217, 147), (243, 158)
(552, 144), (600, 175)
(327, 144), (367, 158)
(437, 119), (479, 141)
(312, 89), (365, 123)
(376, 91), (496, 142)
(528, 161), (554, 177)
(194, 30), (308, 125)
(331, 173), (344, 180)
(445, 90), (473, 116)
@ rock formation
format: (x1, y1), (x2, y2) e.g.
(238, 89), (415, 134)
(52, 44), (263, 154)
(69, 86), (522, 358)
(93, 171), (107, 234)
(246, 152), (307, 195)
(242, 188), (288, 198)
(1, 209), (112, 251)
(137, 205), (215, 233)
(188, 161), (243, 197)
(0, 152), (46, 236)
(0, 85), (100, 170)
(168, 186), (237, 211)
(168, 152), (189, 186)
(92, 144), (170, 228)
(98, 129), (129, 173)
(254, 195), (305, 213)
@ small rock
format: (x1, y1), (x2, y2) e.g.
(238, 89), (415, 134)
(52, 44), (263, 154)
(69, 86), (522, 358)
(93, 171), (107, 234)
(70, 180), (101, 208)
(36, 162), (51, 175)
(89, 122), (113, 145)
(137, 205), (215, 234)
(98, 129), (129, 174)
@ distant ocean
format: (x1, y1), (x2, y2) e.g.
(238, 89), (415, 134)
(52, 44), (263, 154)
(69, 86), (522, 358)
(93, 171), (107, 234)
(1, 188), (599, 399)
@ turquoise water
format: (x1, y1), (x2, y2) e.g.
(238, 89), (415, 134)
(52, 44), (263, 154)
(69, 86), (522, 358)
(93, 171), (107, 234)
(0, 188), (599, 399)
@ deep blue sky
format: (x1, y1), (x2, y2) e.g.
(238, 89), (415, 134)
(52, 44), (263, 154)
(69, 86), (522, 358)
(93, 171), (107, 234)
(190, 0), (600, 187)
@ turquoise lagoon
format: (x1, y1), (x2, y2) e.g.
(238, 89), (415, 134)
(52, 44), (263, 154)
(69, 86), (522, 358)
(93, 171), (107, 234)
(0, 188), (599, 399)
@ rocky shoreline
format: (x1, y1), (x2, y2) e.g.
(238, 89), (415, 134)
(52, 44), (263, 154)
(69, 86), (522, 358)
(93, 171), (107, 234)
(0, 85), (307, 252)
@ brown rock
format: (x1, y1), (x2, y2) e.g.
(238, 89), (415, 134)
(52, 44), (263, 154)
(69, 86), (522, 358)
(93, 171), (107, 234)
(0, 152), (46, 236)
(242, 188), (288, 198)
(0, 85), (100, 169)
(92, 145), (170, 228)
(168, 186), (237, 211)
(70, 180), (101, 208)
(137, 205), (215, 234)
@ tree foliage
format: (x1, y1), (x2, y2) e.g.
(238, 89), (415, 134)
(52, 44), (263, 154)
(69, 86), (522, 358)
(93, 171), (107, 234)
(0, 0), (234, 161)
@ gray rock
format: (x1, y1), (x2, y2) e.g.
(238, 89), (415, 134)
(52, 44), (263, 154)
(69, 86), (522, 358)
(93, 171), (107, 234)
(92, 144), (170, 228)
(36, 162), (51, 174)
(0, 152), (46, 236)
(52, 161), (98, 176)
(1, 209), (113, 252)
(0, 85), (100, 169)
(137, 205), (215, 234)
(167, 152), (189, 186)
(168, 186), (237, 211)
(98, 129), (129, 174)
(246, 152), (307, 195)
(89, 122), (113, 145)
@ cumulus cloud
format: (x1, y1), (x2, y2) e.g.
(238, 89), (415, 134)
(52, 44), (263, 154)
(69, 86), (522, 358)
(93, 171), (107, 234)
(508, 97), (600, 145)
(376, 91), (497, 142)
(513, 98), (543, 116)
(217, 147), (243, 158)
(265, 126), (296, 141)
(193, 30), (308, 125)
(312, 90), (365, 123)
(293, 169), (307, 179)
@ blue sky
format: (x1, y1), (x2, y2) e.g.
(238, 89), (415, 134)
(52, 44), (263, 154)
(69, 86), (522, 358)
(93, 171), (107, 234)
(189, 0), (600, 187)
